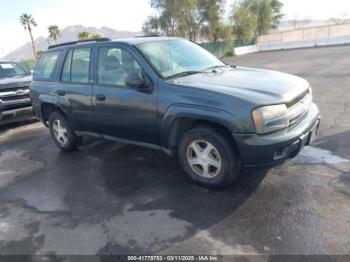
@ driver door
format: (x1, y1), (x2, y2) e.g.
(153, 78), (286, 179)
(92, 45), (158, 145)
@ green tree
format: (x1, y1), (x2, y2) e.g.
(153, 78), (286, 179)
(143, 0), (228, 42)
(202, 0), (229, 42)
(243, 0), (284, 35)
(177, 0), (198, 41)
(148, 0), (182, 36)
(142, 16), (161, 34)
(230, 4), (257, 42)
(48, 25), (60, 44)
(177, 0), (227, 42)
(90, 33), (102, 39)
(19, 13), (37, 59)
(77, 31), (90, 40)
(271, 0), (284, 29)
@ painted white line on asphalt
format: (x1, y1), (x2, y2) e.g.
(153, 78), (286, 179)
(293, 146), (349, 165)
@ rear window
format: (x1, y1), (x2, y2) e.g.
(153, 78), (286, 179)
(34, 51), (61, 81)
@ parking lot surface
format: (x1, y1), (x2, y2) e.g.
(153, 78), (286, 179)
(0, 45), (350, 256)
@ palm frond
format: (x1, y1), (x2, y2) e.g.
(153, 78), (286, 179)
(30, 18), (37, 26)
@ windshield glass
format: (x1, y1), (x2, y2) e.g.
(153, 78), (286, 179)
(0, 62), (28, 78)
(136, 39), (225, 79)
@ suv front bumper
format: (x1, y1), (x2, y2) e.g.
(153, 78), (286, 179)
(0, 106), (34, 125)
(233, 103), (320, 169)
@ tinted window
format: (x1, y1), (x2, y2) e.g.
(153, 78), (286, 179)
(0, 62), (28, 78)
(34, 51), (61, 81)
(71, 48), (91, 84)
(61, 50), (73, 82)
(97, 47), (141, 86)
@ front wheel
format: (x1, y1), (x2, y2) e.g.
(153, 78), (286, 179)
(178, 127), (241, 188)
(49, 111), (81, 151)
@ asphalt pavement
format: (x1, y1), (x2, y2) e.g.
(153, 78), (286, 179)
(0, 45), (349, 257)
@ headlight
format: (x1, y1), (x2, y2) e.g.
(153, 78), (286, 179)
(252, 104), (289, 134)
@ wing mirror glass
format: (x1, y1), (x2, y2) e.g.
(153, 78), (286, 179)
(125, 73), (149, 91)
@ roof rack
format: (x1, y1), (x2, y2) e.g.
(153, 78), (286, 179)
(48, 38), (111, 49)
(135, 34), (162, 38)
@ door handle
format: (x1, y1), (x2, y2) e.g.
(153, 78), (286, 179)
(95, 94), (106, 101)
(56, 90), (65, 96)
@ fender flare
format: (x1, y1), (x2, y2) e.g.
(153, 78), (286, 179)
(159, 103), (242, 148)
(38, 94), (70, 122)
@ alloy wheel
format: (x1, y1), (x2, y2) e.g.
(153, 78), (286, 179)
(186, 140), (222, 178)
(52, 119), (68, 146)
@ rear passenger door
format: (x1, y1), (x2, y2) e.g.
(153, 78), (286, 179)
(57, 47), (94, 131)
(92, 45), (158, 145)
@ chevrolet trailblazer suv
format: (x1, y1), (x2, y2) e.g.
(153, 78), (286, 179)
(30, 37), (320, 188)
(0, 61), (33, 124)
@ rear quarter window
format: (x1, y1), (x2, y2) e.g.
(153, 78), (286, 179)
(34, 51), (61, 81)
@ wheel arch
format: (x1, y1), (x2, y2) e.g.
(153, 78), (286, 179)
(41, 103), (67, 126)
(160, 104), (241, 155)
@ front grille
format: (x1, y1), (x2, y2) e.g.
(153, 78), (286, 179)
(1, 94), (30, 101)
(1, 102), (31, 111)
(0, 86), (31, 113)
(0, 86), (30, 93)
(286, 90), (308, 108)
(289, 112), (307, 127)
(287, 91), (312, 128)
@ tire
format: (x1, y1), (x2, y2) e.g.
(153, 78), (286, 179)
(178, 126), (241, 189)
(48, 111), (82, 151)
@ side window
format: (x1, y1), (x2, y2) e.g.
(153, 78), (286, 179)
(70, 48), (91, 84)
(34, 51), (61, 81)
(61, 50), (73, 82)
(97, 47), (142, 86)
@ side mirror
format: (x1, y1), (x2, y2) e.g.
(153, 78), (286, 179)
(125, 73), (147, 89)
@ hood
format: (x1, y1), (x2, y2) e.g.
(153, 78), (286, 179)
(0, 75), (32, 90)
(173, 66), (310, 105)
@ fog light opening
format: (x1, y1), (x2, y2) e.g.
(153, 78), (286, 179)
(274, 146), (289, 160)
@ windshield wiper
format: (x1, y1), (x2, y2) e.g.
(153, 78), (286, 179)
(205, 65), (231, 71)
(165, 64), (235, 80)
(165, 70), (202, 80)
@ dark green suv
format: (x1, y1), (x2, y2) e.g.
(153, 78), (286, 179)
(31, 37), (320, 188)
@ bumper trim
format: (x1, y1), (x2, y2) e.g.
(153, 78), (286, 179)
(0, 106), (34, 124)
(233, 103), (320, 169)
(1, 106), (33, 116)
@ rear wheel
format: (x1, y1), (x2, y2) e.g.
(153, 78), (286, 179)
(49, 111), (81, 151)
(178, 127), (241, 188)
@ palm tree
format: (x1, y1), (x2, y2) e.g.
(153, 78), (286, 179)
(77, 31), (90, 40)
(48, 25), (60, 44)
(19, 13), (37, 59)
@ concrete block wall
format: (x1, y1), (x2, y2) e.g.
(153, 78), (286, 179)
(235, 23), (350, 56)
(235, 35), (350, 56)
(257, 23), (350, 44)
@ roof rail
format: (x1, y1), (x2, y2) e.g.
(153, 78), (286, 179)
(135, 34), (162, 38)
(48, 38), (111, 49)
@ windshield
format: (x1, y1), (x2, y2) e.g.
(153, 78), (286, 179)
(136, 39), (225, 79)
(0, 62), (28, 78)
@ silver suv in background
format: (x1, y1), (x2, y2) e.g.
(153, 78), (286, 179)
(0, 61), (33, 125)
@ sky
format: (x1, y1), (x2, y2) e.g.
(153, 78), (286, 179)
(0, 0), (350, 57)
